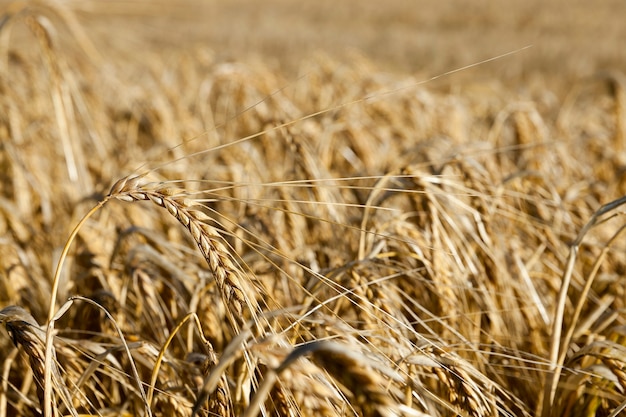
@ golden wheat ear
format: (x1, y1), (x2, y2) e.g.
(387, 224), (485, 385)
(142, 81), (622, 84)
(0, 305), (77, 417)
(107, 175), (261, 331)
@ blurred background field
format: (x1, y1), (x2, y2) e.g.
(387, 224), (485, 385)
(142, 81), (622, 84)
(48, 0), (626, 85)
(6, 0), (626, 85)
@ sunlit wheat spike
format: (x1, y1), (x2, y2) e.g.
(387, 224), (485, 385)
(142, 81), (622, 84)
(108, 178), (258, 330)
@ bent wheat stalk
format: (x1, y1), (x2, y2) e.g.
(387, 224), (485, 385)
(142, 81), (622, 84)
(244, 340), (413, 417)
(40, 174), (262, 417)
(543, 194), (626, 415)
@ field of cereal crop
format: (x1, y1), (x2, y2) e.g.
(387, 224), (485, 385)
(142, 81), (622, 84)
(1, 1), (626, 416)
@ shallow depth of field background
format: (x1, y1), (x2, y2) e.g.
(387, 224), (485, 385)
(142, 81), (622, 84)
(83, 0), (626, 85)
(1, 1), (626, 416)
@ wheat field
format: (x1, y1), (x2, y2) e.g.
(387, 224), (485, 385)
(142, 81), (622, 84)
(1, 1), (626, 416)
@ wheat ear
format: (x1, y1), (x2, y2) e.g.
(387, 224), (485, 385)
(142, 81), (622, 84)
(108, 175), (257, 329)
(0, 306), (76, 417)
